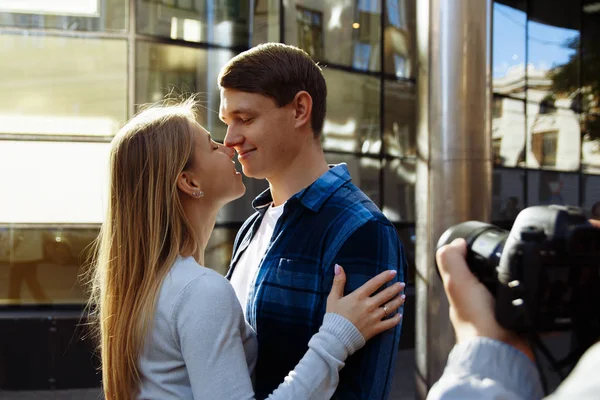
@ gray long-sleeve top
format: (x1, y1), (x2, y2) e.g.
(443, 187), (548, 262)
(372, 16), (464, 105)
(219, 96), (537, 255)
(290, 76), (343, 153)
(428, 337), (600, 400)
(137, 256), (365, 399)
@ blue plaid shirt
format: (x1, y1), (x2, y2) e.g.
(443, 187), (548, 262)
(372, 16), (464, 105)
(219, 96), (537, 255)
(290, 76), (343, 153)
(226, 164), (406, 399)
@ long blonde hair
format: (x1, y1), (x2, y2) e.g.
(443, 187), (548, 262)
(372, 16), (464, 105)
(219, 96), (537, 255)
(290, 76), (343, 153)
(88, 100), (199, 399)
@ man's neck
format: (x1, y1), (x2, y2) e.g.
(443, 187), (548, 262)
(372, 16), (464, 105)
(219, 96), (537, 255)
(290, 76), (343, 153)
(268, 144), (329, 207)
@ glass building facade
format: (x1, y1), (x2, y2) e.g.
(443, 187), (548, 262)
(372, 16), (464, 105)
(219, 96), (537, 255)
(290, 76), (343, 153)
(0, 0), (598, 393)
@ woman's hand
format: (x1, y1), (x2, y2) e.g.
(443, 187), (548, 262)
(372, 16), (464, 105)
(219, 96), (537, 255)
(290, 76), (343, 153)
(326, 264), (404, 341)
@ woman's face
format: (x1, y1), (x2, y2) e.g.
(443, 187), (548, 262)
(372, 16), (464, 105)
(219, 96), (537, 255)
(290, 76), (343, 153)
(184, 122), (246, 205)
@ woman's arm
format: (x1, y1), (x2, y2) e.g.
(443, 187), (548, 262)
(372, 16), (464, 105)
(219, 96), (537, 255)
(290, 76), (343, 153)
(175, 267), (402, 399)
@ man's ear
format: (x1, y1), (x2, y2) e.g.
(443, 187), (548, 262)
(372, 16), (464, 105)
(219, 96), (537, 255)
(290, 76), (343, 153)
(292, 91), (313, 130)
(177, 171), (202, 199)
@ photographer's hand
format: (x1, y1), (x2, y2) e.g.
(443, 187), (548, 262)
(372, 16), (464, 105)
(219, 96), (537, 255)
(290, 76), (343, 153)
(436, 238), (534, 361)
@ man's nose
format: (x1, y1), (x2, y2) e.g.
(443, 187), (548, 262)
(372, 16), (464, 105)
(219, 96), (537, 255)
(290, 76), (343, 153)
(224, 126), (242, 149)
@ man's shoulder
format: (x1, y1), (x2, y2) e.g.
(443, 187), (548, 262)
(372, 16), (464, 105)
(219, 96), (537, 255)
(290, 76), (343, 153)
(321, 181), (389, 225)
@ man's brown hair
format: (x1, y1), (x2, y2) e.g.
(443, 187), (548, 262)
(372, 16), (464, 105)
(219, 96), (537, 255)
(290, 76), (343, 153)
(218, 43), (327, 137)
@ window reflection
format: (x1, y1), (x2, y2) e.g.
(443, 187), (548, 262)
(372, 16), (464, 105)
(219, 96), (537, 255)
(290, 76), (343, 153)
(383, 157), (415, 222)
(394, 225), (415, 284)
(285, 0), (381, 72)
(582, 113), (600, 172)
(492, 169), (525, 221)
(384, 80), (415, 157)
(322, 68), (380, 154)
(0, 226), (99, 305)
(0, 35), (127, 139)
(492, 96), (526, 167)
(383, 0), (415, 79)
(526, 102), (580, 171)
(527, 170), (579, 207)
(527, 0), (580, 107)
(296, 6), (324, 60)
(252, 0), (280, 45)
(582, 175), (600, 218)
(136, 42), (234, 141)
(206, 227), (240, 276)
(492, 1), (526, 98)
(325, 153), (381, 207)
(0, 141), (110, 224)
(0, 0), (127, 32)
(137, 0), (250, 46)
(580, 9), (600, 170)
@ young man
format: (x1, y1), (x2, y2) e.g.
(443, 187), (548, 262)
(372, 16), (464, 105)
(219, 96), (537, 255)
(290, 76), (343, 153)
(218, 43), (406, 399)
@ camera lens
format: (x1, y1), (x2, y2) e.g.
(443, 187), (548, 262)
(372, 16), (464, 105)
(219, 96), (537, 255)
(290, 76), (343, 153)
(437, 221), (509, 294)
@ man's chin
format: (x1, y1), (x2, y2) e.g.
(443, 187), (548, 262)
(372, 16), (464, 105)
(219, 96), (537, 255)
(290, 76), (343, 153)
(241, 166), (267, 180)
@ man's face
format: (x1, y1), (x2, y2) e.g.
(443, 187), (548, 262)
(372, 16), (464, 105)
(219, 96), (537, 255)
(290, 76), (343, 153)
(219, 88), (300, 180)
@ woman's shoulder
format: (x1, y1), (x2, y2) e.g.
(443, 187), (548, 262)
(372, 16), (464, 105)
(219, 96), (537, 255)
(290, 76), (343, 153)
(158, 256), (237, 316)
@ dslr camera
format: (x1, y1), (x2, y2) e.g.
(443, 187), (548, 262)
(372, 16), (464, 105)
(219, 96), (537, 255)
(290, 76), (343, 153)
(437, 205), (600, 334)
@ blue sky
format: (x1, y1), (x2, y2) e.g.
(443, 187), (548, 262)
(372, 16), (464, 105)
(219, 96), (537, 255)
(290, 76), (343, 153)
(493, 3), (580, 78)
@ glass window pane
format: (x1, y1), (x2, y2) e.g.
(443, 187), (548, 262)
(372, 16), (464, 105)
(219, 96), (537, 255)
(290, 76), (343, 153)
(136, 0), (250, 47)
(286, 0), (381, 72)
(0, 141), (110, 224)
(525, 102), (581, 170)
(136, 42), (235, 141)
(0, 225), (98, 305)
(384, 80), (415, 157)
(0, 35), (127, 139)
(252, 0), (280, 45)
(492, 168), (525, 222)
(582, 174), (600, 218)
(383, 157), (415, 222)
(582, 113), (600, 173)
(527, 170), (579, 207)
(322, 69), (380, 154)
(492, 1), (526, 98)
(527, 0), (580, 106)
(384, 0), (415, 79)
(581, 7), (600, 115)
(325, 153), (381, 207)
(206, 227), (239, 276)
(394, 224), (415, 284)
(0, 0), (127, 32)
(493, 96), (525, 167)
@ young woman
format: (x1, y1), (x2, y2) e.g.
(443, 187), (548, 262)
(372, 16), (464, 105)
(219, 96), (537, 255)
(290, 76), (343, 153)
(88, 100), (404, 399)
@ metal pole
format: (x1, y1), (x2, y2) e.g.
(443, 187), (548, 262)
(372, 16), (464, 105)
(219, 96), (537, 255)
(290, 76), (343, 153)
(415, 0), (492, 397)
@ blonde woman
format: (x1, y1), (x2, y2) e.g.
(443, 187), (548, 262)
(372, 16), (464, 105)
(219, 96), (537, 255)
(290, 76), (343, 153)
(89, 100), (404, 399)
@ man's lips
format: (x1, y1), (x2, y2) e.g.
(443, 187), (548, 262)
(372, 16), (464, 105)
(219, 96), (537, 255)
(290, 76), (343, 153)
(237, 148), (256, 160)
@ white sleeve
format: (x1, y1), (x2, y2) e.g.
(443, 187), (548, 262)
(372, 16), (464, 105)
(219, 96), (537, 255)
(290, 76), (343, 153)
(173, 273), (365, 400)
(427, 338), (544, 400)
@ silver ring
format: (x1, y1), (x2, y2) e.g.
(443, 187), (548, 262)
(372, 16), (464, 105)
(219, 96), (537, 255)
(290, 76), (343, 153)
(382, 305), (389, 317)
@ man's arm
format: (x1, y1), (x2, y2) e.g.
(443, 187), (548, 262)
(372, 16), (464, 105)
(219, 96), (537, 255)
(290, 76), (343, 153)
(328, 219), (406, 400)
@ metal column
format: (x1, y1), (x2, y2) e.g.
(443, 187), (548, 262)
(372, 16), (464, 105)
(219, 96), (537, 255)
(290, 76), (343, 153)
(415, 0), (493, 397)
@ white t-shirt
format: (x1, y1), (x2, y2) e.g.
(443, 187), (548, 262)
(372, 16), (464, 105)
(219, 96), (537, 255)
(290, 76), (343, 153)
(230, 202), (285, 316)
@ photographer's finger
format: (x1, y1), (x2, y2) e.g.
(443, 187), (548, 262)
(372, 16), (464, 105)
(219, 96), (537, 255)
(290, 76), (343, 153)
(436, 239), (469, 281)
(371, 282), (405, 307)
(354, 269), (398, 298)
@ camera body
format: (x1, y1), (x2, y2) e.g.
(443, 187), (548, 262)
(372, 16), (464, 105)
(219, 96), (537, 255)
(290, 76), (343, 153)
(438, 205), (600, 333)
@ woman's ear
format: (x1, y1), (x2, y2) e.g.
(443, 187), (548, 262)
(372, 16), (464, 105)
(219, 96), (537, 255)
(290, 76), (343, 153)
(177, 171), (203, 199)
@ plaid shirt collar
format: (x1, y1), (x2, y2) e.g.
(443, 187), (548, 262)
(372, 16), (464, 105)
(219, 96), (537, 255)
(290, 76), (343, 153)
(251, 163), (352, 213)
